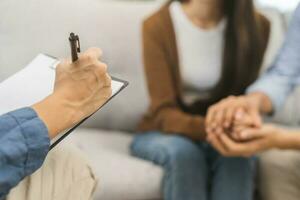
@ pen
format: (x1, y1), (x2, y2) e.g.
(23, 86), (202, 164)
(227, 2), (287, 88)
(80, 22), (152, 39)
(69, 33), (81, 62)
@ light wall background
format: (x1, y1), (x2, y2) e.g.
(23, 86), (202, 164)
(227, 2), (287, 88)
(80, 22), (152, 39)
(257, 0), (300, 11)
(148, 0), (300, 12)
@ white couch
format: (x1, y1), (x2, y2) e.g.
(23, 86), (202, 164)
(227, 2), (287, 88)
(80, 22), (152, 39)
(0, 0), (297, 199)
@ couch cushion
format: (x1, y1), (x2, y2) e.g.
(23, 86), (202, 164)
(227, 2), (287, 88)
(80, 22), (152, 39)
(64, 128), (163, 200)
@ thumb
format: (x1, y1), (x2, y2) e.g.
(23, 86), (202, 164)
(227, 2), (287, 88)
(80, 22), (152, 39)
(239, 128), (265, 140)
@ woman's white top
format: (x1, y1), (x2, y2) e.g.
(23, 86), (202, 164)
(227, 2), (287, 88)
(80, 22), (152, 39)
(169, 2), (226, 103)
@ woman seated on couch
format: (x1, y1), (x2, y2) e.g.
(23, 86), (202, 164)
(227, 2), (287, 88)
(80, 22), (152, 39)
(131, 0), (270, 199)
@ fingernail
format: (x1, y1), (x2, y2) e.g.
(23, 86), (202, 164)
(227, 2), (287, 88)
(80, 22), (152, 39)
(235, 111), (244, 119)
(235, 114), (242, 120)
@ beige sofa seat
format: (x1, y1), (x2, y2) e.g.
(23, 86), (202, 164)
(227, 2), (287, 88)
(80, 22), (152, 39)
(66, 129), (163, 200)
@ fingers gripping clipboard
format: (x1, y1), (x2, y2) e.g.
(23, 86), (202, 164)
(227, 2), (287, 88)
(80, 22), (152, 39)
(0, 54), (128, 150)
(51, 76), (128, 150)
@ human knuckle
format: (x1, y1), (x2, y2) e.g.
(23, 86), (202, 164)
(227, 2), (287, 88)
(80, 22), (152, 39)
(57, 60), (67, 68)
(228, 97), (238, 104)
(94, 64), (106, 76)
(225, 109), (232, 115)
(100, 63), (108, 72)
(219, 100), (227, 106)
(95, 62), (106, 72)
(214, 107), (223, 115)
(211, 105), (218, 111)
(83, 54), (95, 63)
(89, 71), (98, 83)
(207, 107), (214, 113)
(95, 65), (104, 74)
(106, 74), (112, 86)
(103, 86), (112, 97)
(237, 96), (245, 102)
(219, 99), (227, 105)
(222, 97), (231, 103)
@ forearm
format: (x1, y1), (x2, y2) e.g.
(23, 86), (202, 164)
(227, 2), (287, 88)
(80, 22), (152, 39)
(32, 94), (79, 139)
(274, 130), (300, 150)
(159, 108), (207, 141)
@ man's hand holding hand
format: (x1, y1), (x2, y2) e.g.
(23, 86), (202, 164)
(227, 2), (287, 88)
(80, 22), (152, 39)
(207, 125), (283, 157)
(205, 92), (278, 157)
(205, 94), (263, 137)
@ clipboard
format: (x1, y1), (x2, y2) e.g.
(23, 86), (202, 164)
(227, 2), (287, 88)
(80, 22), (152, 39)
(50, 76), (128, 149)
(0, 54), (128, 150)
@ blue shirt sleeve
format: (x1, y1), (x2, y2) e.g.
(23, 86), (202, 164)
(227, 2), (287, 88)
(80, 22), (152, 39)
(0, 108), (50, 199)
(247, 4), (300, 112)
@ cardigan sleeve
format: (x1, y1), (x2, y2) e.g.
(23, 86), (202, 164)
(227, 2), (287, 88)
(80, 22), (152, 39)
(142, 19), (206, 141)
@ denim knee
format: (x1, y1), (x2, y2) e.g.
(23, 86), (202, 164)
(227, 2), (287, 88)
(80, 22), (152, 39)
(131, 132), (205, 168)
(213, 156), (257, 175)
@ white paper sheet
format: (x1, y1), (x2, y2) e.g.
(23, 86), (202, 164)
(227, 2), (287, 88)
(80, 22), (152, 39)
(0, 54), (125, 115)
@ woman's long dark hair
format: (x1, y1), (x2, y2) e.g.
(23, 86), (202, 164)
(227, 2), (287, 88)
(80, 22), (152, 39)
(221, 0), (268, 94)
(178, 0), (269, 112)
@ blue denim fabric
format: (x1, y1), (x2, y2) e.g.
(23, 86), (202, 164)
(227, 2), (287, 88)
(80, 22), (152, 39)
(131, 132), (256, 200)
(0, 108), (50, 199)
(248, 4), (300, 112)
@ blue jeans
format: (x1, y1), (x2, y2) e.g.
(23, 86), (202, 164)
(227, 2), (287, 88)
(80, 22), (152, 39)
(131, 132), (256, 200)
